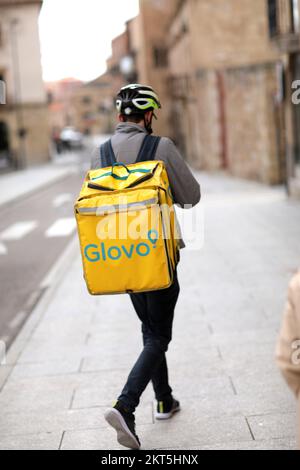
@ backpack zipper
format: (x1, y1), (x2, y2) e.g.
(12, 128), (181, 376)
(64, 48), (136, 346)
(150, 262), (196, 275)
(87, 163), (159, 192)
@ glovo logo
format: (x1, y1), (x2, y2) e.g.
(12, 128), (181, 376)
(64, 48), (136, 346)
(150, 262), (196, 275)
(84, 229), (159, 263)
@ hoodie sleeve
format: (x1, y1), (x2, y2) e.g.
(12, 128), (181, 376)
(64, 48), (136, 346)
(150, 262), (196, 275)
(157, 137), (201, 208)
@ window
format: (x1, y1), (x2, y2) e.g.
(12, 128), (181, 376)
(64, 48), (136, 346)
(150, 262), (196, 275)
(291, 0), (300, 33)
(82, 96), (92, 104)
(98, 104), (108, 114)
(269, 0), (300, 37)
(153, 47), (168, 68)
(82, 112), (94, 120)
(268, 0), (278, 37)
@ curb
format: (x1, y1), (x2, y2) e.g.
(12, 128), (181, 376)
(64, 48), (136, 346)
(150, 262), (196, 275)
(0, 234), (80, 391)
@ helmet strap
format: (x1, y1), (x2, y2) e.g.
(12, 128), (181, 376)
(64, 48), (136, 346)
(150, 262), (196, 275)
(143, 113), (153, 135)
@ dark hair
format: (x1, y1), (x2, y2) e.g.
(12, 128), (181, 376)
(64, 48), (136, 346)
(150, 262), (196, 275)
(120, 114), (144, 123)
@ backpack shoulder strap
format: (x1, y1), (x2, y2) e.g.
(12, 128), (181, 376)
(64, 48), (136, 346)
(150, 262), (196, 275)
(100, 139), (116, 167)
(135, 135), (161, 163)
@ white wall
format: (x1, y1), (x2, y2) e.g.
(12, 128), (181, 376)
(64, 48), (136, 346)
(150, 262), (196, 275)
(0, 4), (46, 104)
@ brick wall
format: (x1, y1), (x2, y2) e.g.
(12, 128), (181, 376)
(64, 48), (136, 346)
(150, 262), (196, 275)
(167, 0), (284, 183)
(224, 63), (283, 183)
(0, 103), (50, 166)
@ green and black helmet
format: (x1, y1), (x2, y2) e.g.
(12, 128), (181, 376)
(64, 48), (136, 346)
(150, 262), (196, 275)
(116, 83), (161, 116)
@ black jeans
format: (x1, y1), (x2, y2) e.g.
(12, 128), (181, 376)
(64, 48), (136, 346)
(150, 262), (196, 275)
(117, 272), (180, 413)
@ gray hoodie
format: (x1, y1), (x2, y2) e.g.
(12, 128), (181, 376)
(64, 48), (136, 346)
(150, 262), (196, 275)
(90, 123), (201, 208)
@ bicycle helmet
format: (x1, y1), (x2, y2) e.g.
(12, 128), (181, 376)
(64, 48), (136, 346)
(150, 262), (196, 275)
(116, 83), (161, 115)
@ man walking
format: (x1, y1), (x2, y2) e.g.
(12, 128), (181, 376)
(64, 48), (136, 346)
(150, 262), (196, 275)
(90, 84), (200, 449)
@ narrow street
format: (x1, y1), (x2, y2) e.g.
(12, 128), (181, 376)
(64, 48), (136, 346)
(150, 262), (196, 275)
(0, 169), (299, 449)
(0, 140), (104, 348)
(0, 171), (84, 348)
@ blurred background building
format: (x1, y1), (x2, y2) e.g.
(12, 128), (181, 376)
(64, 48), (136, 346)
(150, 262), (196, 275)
(0, 0), (49, 169)
(168, 0), (283, 185)
(119, 0), (286, 185)
(267, 0), (300, 194)
(70, 73), (113, 136)
(46, 78), (83, 133)
(90, 0), (300, 191)
(1, 0), (300, 196)
(90, 0), (283, 185)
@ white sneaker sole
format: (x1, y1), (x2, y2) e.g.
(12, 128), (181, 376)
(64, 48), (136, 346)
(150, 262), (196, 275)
(104, 408), (140, 449)
(154, 404), (181, 420)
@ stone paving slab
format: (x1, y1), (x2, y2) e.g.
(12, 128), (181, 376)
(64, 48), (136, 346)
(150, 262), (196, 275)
(60, 415), (252, 450)
(185, 438), (297, 450)
(247, 412), (297, 441)
(0, 163), (75, 208)
(0, 432), (63, 451)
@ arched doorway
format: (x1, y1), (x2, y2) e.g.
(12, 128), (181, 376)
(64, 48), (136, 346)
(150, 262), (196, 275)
(0, 121), (10, 169)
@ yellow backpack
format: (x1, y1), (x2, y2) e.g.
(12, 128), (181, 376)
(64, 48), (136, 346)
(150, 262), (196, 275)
(74, 135), (180, 295)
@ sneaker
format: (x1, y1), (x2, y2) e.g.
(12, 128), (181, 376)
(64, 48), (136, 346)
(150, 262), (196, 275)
(104, 401), (141, 450)
(155, 398), (181, 420)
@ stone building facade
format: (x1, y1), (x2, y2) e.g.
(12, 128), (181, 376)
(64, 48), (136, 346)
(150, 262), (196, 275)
(100, 0), (289, 186)
(267, 0), (300, 196)
(46, 78), (83, 135)
(70, 74), (114, 136)
(0, 0), (49, 169)
(105, 1), (178, 137)
(105, 0), (283, 184)
(133, 0), (178, 137)
(167, 0), (284, 184)
(106, 30), (131, 97)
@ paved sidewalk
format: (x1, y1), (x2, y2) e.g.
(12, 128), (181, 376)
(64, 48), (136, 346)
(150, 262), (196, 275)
(0, 172), (299, 450)
(0, 135), (110, 208)
(0, 163), (78, 208)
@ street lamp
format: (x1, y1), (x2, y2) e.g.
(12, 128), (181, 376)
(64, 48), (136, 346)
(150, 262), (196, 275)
(10, 18), (27, 169)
